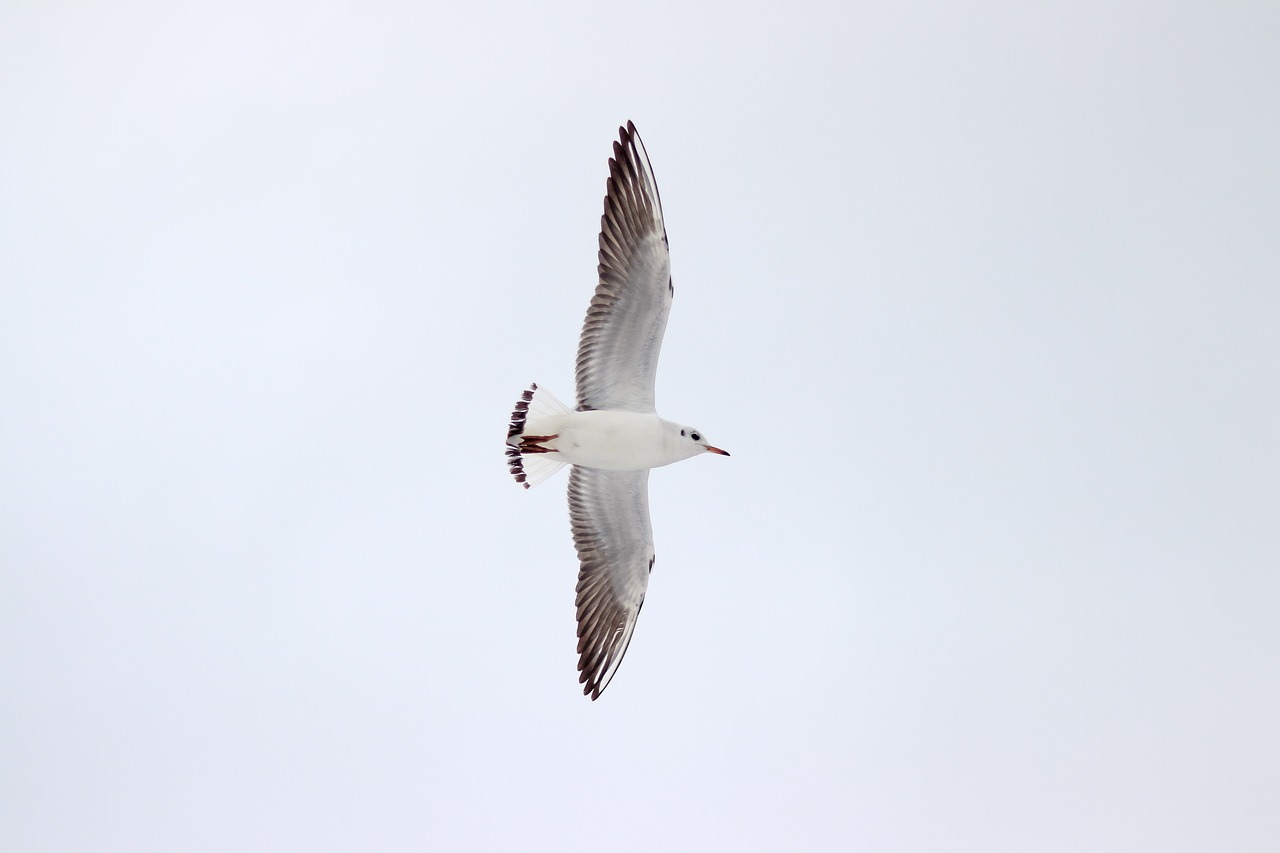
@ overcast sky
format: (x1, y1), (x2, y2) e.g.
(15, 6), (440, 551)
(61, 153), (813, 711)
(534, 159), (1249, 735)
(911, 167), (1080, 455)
(2, 2), (1277, 851)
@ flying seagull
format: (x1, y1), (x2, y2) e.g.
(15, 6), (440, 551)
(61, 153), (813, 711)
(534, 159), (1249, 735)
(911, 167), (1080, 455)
(506, 121), (729, 700)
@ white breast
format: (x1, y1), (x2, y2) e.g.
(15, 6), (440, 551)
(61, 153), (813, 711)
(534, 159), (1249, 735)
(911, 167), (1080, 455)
(530, 410), (678, 470)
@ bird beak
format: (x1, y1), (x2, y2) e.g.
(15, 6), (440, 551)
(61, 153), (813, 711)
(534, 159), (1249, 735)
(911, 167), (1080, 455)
(703, 445), (730, 456)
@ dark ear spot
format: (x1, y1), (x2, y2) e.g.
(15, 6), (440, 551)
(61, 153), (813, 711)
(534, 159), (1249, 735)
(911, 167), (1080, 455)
(680, 429), (685, 436)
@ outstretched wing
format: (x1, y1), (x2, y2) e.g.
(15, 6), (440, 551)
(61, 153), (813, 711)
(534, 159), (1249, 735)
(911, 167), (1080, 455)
(567, 465), (654, 699)
(575, 121), (672, 414)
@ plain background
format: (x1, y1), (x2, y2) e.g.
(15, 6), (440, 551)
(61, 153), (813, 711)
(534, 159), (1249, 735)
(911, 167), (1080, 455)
(2, 2), (1277, 851)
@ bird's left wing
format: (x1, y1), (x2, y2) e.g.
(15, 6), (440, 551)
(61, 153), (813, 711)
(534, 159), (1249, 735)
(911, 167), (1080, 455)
(568, 465), (655, 699)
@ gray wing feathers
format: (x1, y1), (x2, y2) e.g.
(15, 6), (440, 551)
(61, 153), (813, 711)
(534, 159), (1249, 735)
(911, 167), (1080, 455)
(568, 466), (654, 700)
(575, 121), (672, 413)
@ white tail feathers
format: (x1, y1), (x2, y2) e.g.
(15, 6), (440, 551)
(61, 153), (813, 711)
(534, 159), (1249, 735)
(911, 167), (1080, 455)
(516, 382), (572, 426)
(506, 383), (571, 488)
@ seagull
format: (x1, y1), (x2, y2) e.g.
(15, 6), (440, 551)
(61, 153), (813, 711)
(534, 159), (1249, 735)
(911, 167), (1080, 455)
(506, 121), (729, 700)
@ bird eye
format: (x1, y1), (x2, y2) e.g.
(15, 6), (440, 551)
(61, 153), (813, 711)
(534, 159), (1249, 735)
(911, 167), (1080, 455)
(691, 432), (700, 441)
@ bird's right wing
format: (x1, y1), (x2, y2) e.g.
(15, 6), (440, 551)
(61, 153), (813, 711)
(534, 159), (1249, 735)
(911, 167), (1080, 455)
(574, 121), (672, 414)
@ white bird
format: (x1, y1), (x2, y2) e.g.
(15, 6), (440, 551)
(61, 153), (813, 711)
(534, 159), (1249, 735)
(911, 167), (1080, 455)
(506, 121), (729, 700)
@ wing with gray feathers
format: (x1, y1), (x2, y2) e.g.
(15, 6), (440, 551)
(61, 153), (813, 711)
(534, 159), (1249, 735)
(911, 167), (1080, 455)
(575, 121), (672, 413)
(568, 465), (654, 700)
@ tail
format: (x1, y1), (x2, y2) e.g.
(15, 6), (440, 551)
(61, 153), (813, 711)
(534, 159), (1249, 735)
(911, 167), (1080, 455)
(505, 383), (571, 489)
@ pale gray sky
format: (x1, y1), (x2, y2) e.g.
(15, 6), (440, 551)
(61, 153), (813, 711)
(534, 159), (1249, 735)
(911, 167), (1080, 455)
(2, 2), (1277, 851)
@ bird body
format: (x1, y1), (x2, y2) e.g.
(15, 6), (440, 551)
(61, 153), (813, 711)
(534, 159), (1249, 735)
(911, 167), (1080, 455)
(505, 122), (727, 699)
(519, 410), (719, 471)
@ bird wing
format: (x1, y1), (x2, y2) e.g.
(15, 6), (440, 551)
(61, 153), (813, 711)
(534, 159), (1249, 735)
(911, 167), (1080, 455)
(575, 121), (672, 414)
(568, 465), (654, 699)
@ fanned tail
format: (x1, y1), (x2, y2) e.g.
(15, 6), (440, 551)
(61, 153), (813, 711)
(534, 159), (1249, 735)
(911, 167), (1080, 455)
(506, 383), (571, 489)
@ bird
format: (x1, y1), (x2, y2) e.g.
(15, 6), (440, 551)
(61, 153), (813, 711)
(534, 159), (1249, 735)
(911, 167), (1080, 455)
(506, 121), (729, 700)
